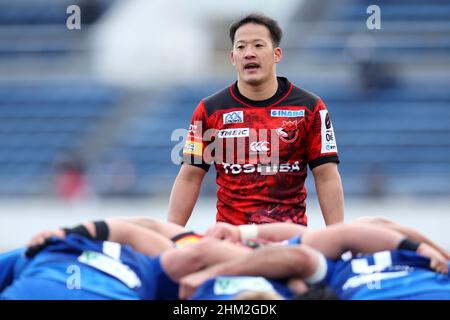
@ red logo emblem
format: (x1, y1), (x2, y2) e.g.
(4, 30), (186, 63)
(276, 120), (300, 143)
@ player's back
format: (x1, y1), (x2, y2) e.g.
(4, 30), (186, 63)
(326, 250), (450, 300)
(0, 235), (163, 300)
(191, 275), (294, 300)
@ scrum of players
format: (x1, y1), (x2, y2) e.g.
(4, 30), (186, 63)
(0, 215), (449, 300)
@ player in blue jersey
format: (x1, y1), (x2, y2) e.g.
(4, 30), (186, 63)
(179, 222), (449, 299)
(0, 219), (249, 300)
(28, 216), (205, 251)
(29, 215), (449, 259)
(0, 220), (178, 299)
(186, 247), (450, 300)
(2, 217), (448, 299)
(205, 216), (450, 260)
(0, 218), (330, 300)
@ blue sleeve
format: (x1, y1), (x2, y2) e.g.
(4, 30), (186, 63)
(287, 234), (302, 245)
(0, 248), (27, 292)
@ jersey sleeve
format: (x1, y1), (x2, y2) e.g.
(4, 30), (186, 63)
(305, 99), (340, 170)
(182, 100), (212, 171)
(0, 248), (26, 292)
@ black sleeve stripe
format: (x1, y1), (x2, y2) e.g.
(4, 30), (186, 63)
(308, 155), (340, 171)
(181, 161), (211, 172)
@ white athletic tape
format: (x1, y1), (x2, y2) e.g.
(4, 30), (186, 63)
(305, 250), (328, 284)
(238, 224), (258, 241)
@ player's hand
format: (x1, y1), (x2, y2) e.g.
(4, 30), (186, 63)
(416, 243), (448, 274)
(443, 250), (450, 261)
(28, 229), (66, 248)
(179, 271), (212, 300)
(287, 278), (308, 296)
(205, 222), (240, 242)
(25, 229), (66, 258)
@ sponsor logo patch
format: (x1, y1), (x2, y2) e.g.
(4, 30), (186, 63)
(183, 140), (202, 157)
(78, 251), (141, 289)
(270, 109), (305, 117)
(214, 276), (275, 295)
(223, 111), (244, 124)
(217, 128), (249, 139)
(222, 161), (301, 174)
(319, 110), (338, 154)
(187, 124), (197, 137)
(250, 141), (270, 153)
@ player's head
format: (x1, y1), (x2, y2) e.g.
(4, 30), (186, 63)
(229, 14), (283, 48)
(229, 14), (283, 86)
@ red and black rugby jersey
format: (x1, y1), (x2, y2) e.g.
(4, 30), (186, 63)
(183, 77), (339, 226)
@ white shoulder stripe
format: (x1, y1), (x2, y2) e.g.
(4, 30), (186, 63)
(102, 241), (121, 260)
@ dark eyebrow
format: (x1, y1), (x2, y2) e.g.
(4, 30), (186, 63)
(235, 39), (266, 45)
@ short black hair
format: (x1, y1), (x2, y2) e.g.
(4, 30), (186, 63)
(229, 13), (283, 48)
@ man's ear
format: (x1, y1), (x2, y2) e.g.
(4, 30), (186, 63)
(230, 50), (236, 66)
(274, 47), (283, 63)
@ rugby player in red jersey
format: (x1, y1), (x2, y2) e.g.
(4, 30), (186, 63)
(169, 14), (344, 227)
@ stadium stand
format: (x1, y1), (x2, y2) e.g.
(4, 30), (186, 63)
(0, 0), (449, 198)
(95, 0), (450, 197)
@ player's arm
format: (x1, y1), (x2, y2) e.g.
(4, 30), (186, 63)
(302, 222), (403, 258)
(114, 216), (189, 239)
(167, 164), (207, 226)
(302, 222), (448, 273)
(182, 222), (448, 298)
(99, 220), (173, 255)
(312, 162), (344, 225)
(305, 100), (344, 226)
(27, 219), (173, 257)
(161, 238), (251, 282)
(206, 222), (307, 243)
(354, 216), (450, 260)
(179, 245), (319, 299)
(252, 223), (307, 242)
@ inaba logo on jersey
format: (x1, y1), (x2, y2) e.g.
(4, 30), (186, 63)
(223, 111), (244, 124)
(270, 109), (305, 117)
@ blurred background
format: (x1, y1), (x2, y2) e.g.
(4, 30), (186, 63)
(0, 0), (449, 250)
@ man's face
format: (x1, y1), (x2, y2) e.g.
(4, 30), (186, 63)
(231, 23), (282, 86)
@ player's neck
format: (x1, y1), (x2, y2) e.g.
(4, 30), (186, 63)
(237, 76), (278, 101)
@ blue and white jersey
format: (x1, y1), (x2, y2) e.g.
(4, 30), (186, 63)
(325, 250), (450, 300)
(192, 276), (295, 300)
(0, 234), (178, 300)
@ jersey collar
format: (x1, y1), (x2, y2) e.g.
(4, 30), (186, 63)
(230, 77), (293, 108)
